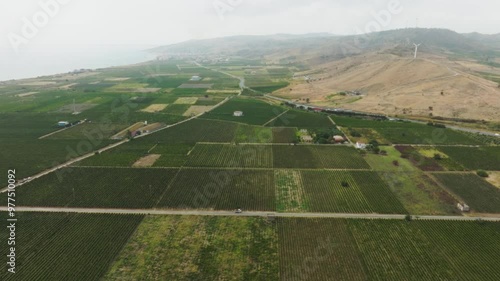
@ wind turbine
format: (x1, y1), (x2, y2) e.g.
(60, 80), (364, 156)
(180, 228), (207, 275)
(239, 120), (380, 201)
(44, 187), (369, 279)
(413, 43), (421, 59)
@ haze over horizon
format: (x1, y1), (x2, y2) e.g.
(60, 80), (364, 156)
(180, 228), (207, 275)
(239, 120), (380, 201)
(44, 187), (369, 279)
(1, 0), (499, 81)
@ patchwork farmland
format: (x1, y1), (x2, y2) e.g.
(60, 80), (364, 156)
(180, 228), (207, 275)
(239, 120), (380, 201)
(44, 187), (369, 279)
(1, 58), (499, 280)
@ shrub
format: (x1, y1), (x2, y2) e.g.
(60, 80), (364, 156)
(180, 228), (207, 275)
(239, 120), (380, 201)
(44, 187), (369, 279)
(477, 170), (489, 178)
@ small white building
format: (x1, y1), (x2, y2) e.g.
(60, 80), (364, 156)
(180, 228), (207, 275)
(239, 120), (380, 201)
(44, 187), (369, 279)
(457, 203), (470, 212)
(356, 142), (367, 149)
(58, 121), (70, 127)
(301, 135), (313, 143)
(233, 111), (244, 117)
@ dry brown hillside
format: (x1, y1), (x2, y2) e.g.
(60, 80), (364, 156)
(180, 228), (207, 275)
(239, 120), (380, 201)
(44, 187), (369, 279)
(275, 53), (500, 121)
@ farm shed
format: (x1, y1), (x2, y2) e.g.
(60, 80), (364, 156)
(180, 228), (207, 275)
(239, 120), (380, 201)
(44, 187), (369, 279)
(333, 135), (345, 143)
(301, 135), (313, 143)
(356, 142), (367, 149)
(57, 121), (70, 127)
(457, 203), (470, 212)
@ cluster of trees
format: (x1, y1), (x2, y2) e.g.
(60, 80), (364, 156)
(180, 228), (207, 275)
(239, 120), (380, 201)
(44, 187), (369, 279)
(309, 128), (345, 144)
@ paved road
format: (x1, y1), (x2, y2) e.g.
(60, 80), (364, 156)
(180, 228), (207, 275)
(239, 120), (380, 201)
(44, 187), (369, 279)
(6, 207), (500, 221)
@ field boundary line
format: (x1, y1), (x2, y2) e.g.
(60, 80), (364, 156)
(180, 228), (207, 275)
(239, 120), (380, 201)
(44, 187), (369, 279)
(153, 168), (183, 208)
(262, 109), (290, 127)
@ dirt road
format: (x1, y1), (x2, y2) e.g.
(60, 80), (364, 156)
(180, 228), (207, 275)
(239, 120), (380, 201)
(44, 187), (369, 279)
(7, 207), (500, 221)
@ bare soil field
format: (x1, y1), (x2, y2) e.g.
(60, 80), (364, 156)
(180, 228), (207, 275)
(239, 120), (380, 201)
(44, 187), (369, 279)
(111, 122), (145, 139)
(141, 122), (164, 132)
(174, 97), (198, 104)
(140, 104), (169, 113)
(486, 172), (500, 189)
(183, 105), (214, 116)
(132, 154), (161, 167)
(136, 88), (161, 93)
(59, 83), (78, 89)
(104, 77), (130, 81)
(17, 92), (38, 97)
(178, 83), (213, 89)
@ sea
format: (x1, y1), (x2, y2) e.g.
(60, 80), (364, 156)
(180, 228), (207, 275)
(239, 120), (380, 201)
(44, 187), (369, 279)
(0, 44), (156, 82)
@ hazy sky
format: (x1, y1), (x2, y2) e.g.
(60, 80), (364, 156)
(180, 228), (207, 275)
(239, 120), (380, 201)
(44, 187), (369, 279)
(1, 0), (499, 80)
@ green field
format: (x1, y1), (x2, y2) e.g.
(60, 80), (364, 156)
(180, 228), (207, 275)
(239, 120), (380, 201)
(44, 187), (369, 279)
(272, 127), (298, 143)
(331, 115), (482, 145)
(234, 124), (273, 143)
(275, 170), (308, 212)
(0, 212), (143, 281)
(245, 75), (289, 93)
(105, 216), (278, 281)
(376, 126), (481, 145)
(10, 167), (178, 208)
(185, 144), (273, 168)
(136, 118), (238, 144)
(437, 146), (500, 171)
(77, 142), (193, 167)
(157, 168), (275, 211)
(301, 171), (407, 214)
(365, 146), (459, 215)
(273, 145), (370, 169)
(278, 218), (367, 281)
(278, 218), (500, 281)
(267, 110), (333, 128)
(432, 173), (500, 213)
(203, 97), (286, 125)
(0, 112), (117, 180)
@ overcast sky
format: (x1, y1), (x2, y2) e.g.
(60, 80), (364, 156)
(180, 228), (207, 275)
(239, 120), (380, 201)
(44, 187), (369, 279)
(1, 0), (499, 80)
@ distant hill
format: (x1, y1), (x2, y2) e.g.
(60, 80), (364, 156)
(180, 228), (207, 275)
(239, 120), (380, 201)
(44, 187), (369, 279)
(151, 28), (500, 121)
(151, 28), (499, 62)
